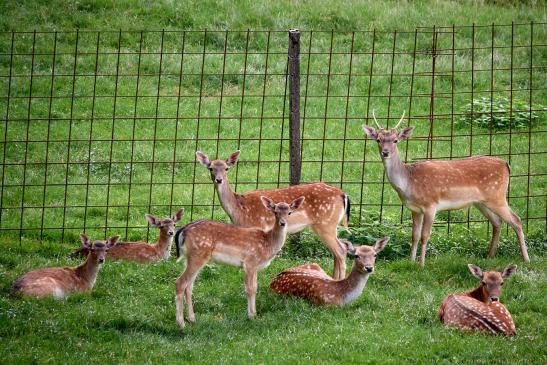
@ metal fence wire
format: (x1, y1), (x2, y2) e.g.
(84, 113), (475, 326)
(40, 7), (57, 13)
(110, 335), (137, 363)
(0, 23), (545, 243)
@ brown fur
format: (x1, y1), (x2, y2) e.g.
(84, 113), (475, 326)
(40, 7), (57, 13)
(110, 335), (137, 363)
(196, 150), (350, 280)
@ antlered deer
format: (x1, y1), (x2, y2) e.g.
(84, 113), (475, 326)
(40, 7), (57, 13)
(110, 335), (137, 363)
(439, 264), (517, 336)
(11, 234), (119, 299)
(174, 196), (305, 328)
(196, 150), (351, 279)
(270, 237), (389, 305)
(362, 111), (529, 266)
(70, 209), (184, 264)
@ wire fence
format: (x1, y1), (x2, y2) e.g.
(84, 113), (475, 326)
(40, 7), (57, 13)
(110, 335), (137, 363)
(0, 23), (545, 243)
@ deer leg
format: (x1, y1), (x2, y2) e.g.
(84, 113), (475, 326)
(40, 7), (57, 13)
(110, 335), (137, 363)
(311, 224), (346, 280)
(474, 203), (502, 258)
(175, 258), (206, 328)
(185, 274), (199, 322)
(244, 265), (258, 319)
(485, 203), (529, 262)
(419, 209), (436, 267)
(410, 211), (424, 261)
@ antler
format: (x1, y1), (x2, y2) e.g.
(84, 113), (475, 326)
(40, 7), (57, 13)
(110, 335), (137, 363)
(371, 109), (382, 129)
(393, 110), (406, 130)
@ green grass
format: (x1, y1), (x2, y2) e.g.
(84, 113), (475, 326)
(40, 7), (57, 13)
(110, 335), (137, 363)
(0, 238), (545, 364)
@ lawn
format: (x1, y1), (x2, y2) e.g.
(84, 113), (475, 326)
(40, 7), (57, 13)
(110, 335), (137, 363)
(0, 0), (545, 363)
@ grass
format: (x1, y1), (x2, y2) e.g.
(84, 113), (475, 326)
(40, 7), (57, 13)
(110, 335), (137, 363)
(0, 237), (545, 364)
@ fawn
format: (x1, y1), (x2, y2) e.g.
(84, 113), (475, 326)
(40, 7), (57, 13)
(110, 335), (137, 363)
(363, 111), (529, 266)
(70, 209), (184, 264)
(270, 237), (389, 305)
(174, 196), (305, 328)
(196, 150), (351, 280)
(439, 264), (517, 336)
(11, 234), (119, 299)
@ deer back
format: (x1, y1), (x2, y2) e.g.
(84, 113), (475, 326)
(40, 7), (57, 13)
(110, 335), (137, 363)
(11, 267), (86, 298)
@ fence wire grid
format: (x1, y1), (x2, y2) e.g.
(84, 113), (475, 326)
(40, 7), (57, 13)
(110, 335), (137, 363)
(0, 23), (545, 243)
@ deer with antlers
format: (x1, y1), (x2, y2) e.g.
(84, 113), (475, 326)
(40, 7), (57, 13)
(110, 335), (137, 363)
(11, 234), (119, 299)
(362, 111), (529, 266)
(439, 264), (517, 336)
(270, 237), (389, 306)
(70, 209), (184, 264)
(174, 196), (305, 328)
(196, 150), (350, 279)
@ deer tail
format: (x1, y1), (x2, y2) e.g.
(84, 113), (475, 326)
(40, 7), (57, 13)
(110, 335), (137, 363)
(342, 194), (351, 234)
(175, 226), (186, 263)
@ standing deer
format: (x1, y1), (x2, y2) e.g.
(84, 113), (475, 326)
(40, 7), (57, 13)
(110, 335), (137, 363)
(196, 150), (351, 279)
(362, 111), (529, 266)
(270, 237), (389, 306)
(11, 234), (119, 299)
(70, 209), (184, 264)
(439, 264), (517, 336)
(174, 196), (305, 328)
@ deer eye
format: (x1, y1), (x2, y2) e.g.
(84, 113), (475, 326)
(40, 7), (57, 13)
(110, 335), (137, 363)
(500, 282), (504, 286)
(394, 139), (399, 143)
(376, 138), (380, 142)
(208, 168), (213, 171)
(288, 211), (292, 215)
(481, 281), (486, 286)
(225, 168), (229, 171)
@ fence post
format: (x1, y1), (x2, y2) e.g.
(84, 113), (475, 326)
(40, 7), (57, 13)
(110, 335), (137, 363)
(288, 29), (301, 186)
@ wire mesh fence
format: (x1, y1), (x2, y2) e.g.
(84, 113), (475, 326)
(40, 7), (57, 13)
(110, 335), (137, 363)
(0, 23), (545, 243)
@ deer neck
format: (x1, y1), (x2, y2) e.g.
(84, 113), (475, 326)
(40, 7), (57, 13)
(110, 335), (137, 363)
(75, 254), (100, 288)
(215, 178), (240, 222)
(383, 149), (410, 196)
(155, 231), (174, 257)
(340, 263), (370, 305)
(467, 286), (489, 304)
(266, 222), (289, 255)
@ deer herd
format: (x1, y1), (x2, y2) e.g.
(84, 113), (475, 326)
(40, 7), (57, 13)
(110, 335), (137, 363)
(10, 112), (530, 337)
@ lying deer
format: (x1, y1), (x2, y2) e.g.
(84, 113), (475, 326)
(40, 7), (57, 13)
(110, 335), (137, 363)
(11, 234), (119, 299)
(70, 209), (184, 264)
(270, 237), (389, 305)
(196, 150), (350, 279)
(363, 111), (529, 266)
(174, 196), (305, 328)
(439, 264), (517, 336)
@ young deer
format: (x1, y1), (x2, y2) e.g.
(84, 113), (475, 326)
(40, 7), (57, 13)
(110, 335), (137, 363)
(69, 209), (184, 264)
(439, 264), (517, 336)
(270, 237), (389, 305)
(363, 111), (529, 266)
(174, 196), (305, 328)
(11, 234), (119, 299)
(196, 150), (351, 279)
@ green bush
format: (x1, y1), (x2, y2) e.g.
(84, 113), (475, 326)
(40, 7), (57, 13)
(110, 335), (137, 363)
(459, 97), (543, 130)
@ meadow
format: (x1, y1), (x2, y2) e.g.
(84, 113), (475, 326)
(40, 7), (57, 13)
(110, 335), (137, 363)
(0, 0), (546, 363)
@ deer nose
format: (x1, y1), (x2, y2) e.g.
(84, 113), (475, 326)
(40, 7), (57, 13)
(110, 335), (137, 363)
(365, 266), (373, 273)
(279, 220), (286, 227)
(168, 231), (174, 236)
(215, 178), (223, 184)
(98, 258), (105, 264)
(491, 296), (499, 302)
(381, 151), (389, 157)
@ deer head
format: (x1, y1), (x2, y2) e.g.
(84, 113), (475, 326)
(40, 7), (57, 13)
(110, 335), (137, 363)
(260, 196), (305, 227)
(145, 208), (184, 237)
(468, 264), (517, 303)
(362, 111), (413, 159)
(339, 237), (390, 273)
(196, 150), (240, 185)
(79, 234), (119, 264)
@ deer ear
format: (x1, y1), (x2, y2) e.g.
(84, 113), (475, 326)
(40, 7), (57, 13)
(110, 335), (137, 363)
(172, 208), (184, 223)
(196, 151), (211, 167)
(290, 196), (305, 210)
(80, 234), (91, 248)
(226, 150), (241, 166)
(501, 264), (517, 279)
(468, 264), (484, 279)
(260, 196), (276, 211)
(145, 214), (160, 227)
(339, 239), (356, 256)
(398, 126), (414, 140)
(362, 125), (378, 140)
(373, 236), (390, 253)
(107, 235), (120, 249)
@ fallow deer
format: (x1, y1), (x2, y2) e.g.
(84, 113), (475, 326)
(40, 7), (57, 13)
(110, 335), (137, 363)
(270, 237), (389, 305)
(11, 234), (119, 299)
(174, 196), (305, 328)
(70, 209), (184, 264)
(362, 111), (529, 266)
(196, 150), (351, 279)
(439, 264), (517, 336)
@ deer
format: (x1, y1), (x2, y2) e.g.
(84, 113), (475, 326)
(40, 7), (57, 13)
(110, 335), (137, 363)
(270, 237), (389, 306)
(69, 209), (184, 264)
(439, 264), (517, 336)
(196, 150), (351, 280)
(362, 111), (529, 266)
(11, 234), (119, 299)
(173, 196), (305, 329)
